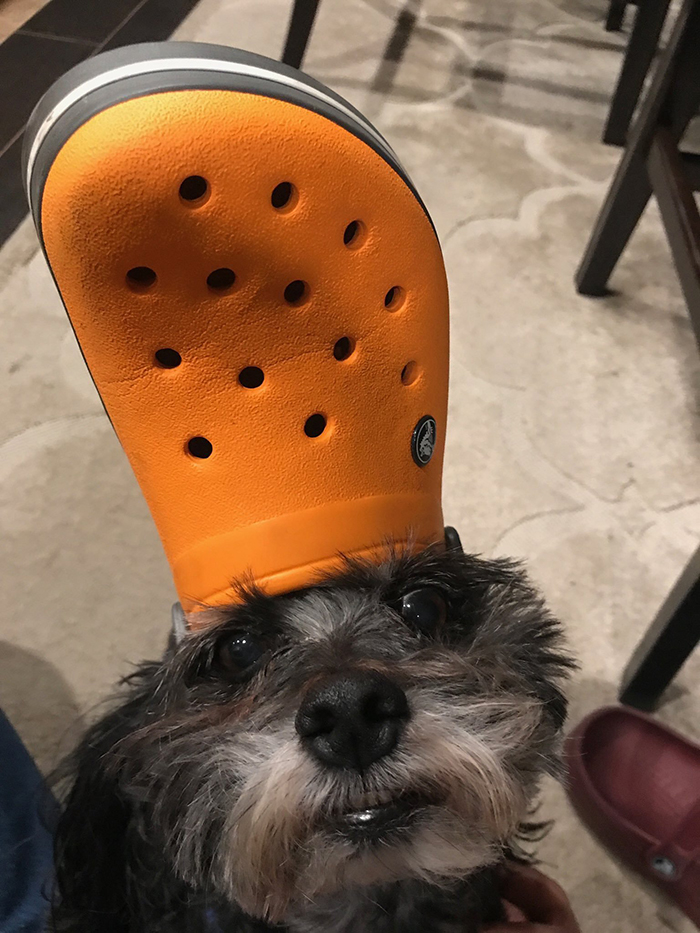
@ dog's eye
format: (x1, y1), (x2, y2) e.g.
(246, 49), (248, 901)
(400, 589), (447, 634)
(215, 633), (265, 675)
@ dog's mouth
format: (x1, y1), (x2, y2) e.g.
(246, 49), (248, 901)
(329, 792), (435, 840)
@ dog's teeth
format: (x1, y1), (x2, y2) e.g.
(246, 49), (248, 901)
(353, 810), (374, 823)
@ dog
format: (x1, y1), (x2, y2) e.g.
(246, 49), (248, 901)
(49, 543), (572, 933)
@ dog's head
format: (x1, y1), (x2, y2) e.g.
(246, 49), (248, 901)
(60, 547), (572, 924)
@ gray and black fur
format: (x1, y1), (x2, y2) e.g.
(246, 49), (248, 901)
(49, 545), (573, 933)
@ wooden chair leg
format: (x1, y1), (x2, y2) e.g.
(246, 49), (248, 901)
(575, 153), (651, 296)
(606, 0), (629, 31)
(648, 129), (700, 348)
(603, 0), (672, 146)
(281, 0), (321, 70)
(576, 0), (700, 296)
(620, 544), (700, 711)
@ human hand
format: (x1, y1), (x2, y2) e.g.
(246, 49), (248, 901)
(482, 864), (581, 932)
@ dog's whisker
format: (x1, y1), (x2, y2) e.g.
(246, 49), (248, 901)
(50, 546), (571, 932)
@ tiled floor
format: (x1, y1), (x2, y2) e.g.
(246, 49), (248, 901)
(0, 1), (699, 931)
(0, 0), (47, 43)
(0, 0), (202, 244)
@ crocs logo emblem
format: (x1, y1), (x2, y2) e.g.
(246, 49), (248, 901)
(412, 416), (437, 467)
(651, 856), (677, 879)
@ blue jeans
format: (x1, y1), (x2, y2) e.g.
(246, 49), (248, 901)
(0, 711), (54, 933)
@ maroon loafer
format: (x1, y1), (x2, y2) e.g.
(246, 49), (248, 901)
(565, 705), (700, 927)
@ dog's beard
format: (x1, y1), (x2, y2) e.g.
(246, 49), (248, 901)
(159, 690), (544, 922)
(64, 548), (571, 930)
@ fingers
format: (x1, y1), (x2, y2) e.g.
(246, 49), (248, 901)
(503, 900), (528, 922)
(499, 864), (574, 926)
(482, 923), (549, 933)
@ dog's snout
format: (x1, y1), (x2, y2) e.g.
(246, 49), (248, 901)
(295, 671), (409, 771)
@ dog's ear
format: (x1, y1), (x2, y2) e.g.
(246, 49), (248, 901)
(50, 680), (154, 932)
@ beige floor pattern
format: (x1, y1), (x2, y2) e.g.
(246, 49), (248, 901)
(1, 0), (699, 930)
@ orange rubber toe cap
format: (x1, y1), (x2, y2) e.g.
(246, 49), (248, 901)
(27, 45), (449, 615)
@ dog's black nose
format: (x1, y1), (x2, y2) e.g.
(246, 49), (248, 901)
(295, 671), (409, 771)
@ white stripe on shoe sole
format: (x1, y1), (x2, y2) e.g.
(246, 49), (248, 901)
(25, 56), (405, 200)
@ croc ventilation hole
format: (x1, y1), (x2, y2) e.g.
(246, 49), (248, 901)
(284, 280), (308, 305)
(384, 286), (404, 311)
(333, 337), (355, 361)
(239, 366), (265, 388)
(187, 436), (213, 459)
(271, 182), (297, 210)
(155, 185), (404, 449)
(155, 348), (181, 369)
(343, 220), (365, 248)
(179, 175), (209, 203)
(207, 268), (236, 292)
(127, 266), (156, 290)
(401, 361), (419, 386)
(304, 414), (327, 437)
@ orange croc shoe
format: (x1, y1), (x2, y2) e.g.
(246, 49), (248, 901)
(24, 43), (449, 621)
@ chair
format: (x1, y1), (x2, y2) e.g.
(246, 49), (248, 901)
(620, 545), (700, 710)
(578, 0), (700, 711)
(604, 0), (673, 145)
(606, 0), (633, 32)
(281, 0), (321, 69)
